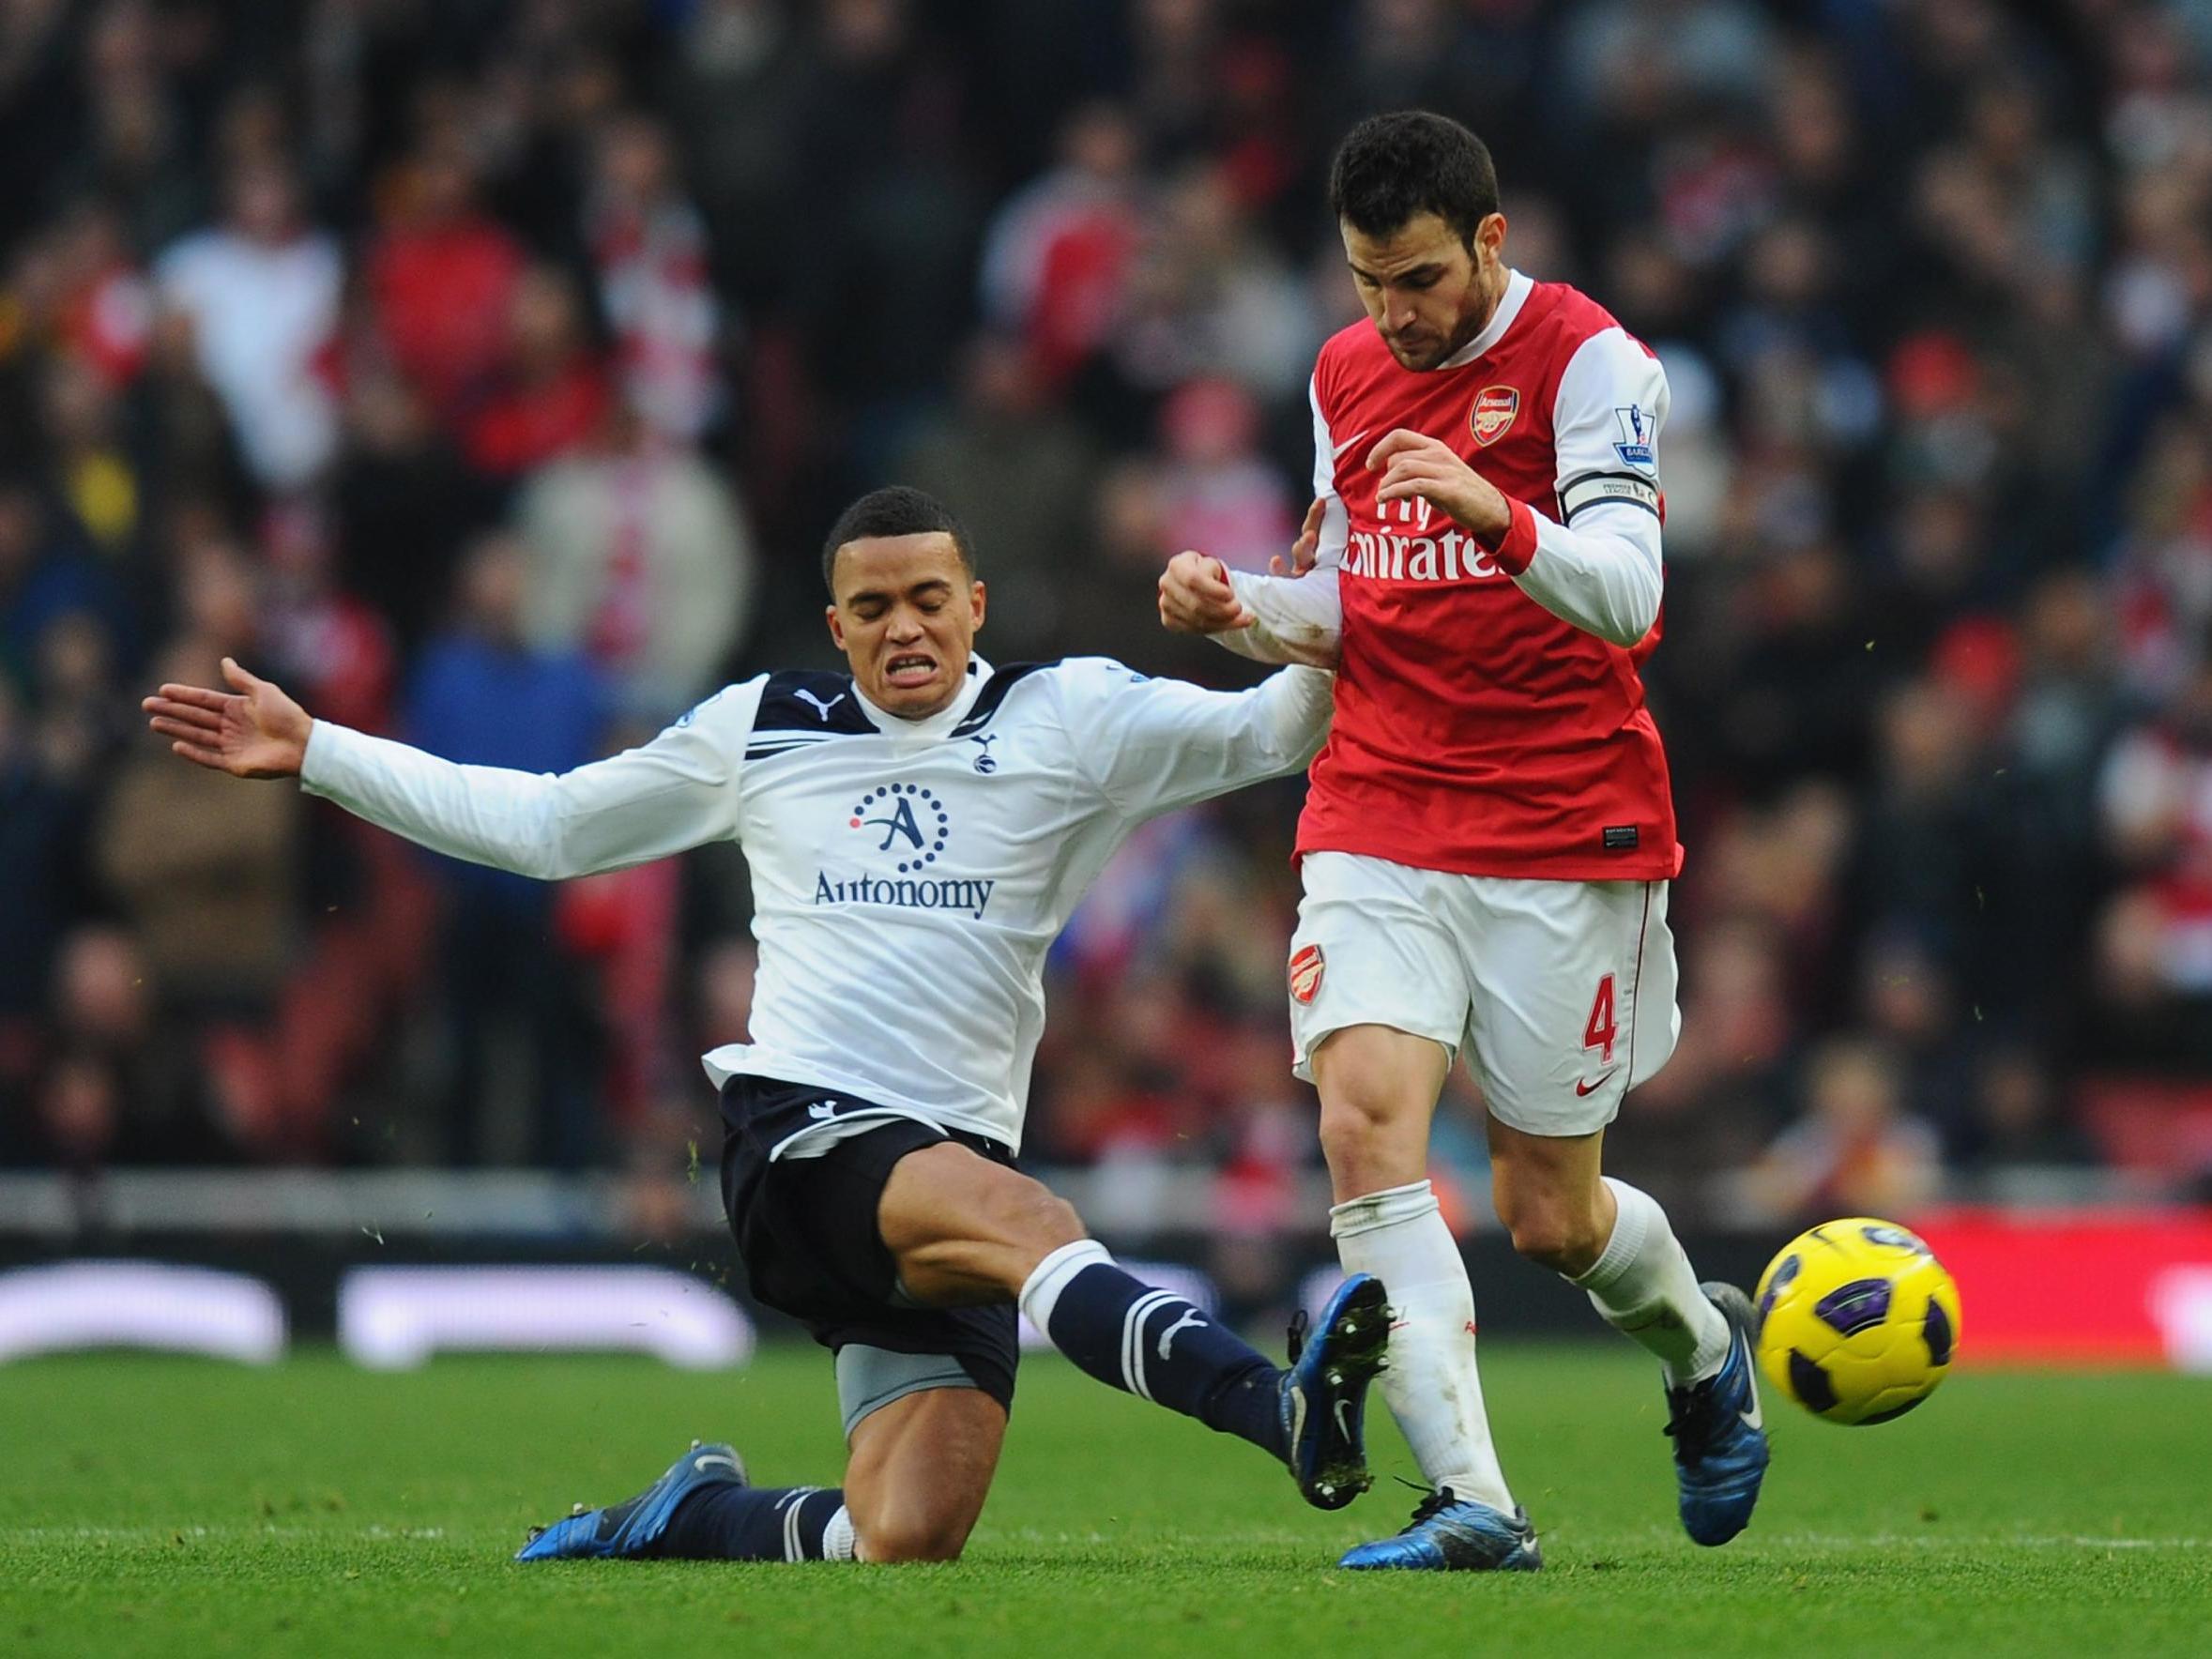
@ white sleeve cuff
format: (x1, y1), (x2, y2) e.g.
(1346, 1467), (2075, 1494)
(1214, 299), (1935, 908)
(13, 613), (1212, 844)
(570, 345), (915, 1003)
(297, 719), (356, 796)
(1220, 569), (1343, 668)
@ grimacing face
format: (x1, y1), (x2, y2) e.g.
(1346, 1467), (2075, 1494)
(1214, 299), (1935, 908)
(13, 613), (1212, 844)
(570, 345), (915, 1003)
(825, 531), (986, 719)
(1343, 209), (1509, 372)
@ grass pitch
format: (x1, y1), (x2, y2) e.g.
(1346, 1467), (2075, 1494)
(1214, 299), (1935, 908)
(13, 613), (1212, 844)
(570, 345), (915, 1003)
(3, 1344), (2208, 1657)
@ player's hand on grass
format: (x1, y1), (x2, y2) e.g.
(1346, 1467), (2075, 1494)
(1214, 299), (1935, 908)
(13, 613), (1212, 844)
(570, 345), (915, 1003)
(1367, 429), (1513, 540)
(142, 657), (313, 781)
(1267, 496), (1330, 578)
(1157, 550), (1255, 634)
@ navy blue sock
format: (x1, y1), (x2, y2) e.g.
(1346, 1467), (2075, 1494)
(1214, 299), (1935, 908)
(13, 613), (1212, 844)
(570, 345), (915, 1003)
(657, 1484), (850, 1561)
(1020, 1245), (1287, 1459)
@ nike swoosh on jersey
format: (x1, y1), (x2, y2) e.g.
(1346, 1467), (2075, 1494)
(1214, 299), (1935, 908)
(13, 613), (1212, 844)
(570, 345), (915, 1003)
(1331, 428), (1372, 459)
(1575, 1072), (1617, 1097)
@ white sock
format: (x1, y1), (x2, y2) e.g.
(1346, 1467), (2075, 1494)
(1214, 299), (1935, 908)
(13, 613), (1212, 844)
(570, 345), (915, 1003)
(1573, 1177), (1731, 1385)
(1017, 1238), (1112, 1330)
(1329, 1180), (1515, 1514)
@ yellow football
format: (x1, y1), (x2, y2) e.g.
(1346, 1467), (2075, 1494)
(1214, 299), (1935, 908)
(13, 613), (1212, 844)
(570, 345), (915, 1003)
(1753, 1218), (1961, 1425)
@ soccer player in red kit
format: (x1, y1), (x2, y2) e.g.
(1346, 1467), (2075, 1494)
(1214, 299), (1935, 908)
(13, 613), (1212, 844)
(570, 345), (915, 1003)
(1161, 112), (1768, 1570)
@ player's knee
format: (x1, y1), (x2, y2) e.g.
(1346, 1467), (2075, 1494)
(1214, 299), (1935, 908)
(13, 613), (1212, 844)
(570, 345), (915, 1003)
(1502, 1200), (1604, 1274)
(982, 1173), (1084, 1256)
(858, 1511), (973, 1564)
(1316, 1089), (1404, 1160)
(1318, 1093), (1429, 1196)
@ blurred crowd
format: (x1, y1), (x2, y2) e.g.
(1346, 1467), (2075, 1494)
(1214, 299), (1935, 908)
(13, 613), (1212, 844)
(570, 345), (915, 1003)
(7, 0), (2212, 1239)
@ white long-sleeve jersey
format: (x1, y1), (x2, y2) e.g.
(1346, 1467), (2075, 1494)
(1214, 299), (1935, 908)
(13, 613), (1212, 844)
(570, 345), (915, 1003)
(301, 655), (1331, 1154)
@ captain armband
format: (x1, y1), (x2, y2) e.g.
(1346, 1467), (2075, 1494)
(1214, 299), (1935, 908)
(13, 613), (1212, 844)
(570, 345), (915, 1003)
(1558, 470), (1661, 523)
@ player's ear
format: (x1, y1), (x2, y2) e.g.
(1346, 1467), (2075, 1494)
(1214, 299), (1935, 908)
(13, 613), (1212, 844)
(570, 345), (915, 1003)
(824, 604), (847, 652)
(1476, 210), (1507, 264)
(969, 579), (986, 631)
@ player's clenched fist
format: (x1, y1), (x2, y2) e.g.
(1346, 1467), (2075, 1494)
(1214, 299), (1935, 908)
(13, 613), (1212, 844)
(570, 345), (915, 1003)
(142, 656), (313, 780)
(1157, 550), (1254, 634)
(1366, 429), (1513, 540)
(1160, 498), (1333, 634)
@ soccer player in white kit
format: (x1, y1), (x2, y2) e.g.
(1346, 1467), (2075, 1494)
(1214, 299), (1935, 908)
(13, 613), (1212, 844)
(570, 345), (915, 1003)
(143, 486), (1391, 1566)
(1161, 113), (1769, 1569)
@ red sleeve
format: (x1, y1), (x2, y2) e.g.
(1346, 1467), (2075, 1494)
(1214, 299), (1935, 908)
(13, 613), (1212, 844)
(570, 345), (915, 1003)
(1481, 497), (1539, 576)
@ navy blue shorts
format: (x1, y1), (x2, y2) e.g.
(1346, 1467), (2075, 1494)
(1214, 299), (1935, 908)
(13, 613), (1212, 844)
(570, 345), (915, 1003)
(717, 1075), (1018, 1416)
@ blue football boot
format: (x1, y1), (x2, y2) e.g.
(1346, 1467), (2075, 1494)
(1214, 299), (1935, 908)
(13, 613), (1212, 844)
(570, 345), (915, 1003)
(1666, 1282), (1769, 1546)
(515, 1440), (747, 1561)
(1280, 1272), (1390, 1511)
(1339, 1487), (1543, 1571)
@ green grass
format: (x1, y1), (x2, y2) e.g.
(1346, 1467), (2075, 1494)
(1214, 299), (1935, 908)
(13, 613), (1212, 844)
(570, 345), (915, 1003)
(3, 1345), (2208, 1657)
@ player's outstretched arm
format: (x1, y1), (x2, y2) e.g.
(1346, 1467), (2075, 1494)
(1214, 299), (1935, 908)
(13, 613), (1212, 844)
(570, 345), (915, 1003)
(143, 658), (313, 780)
(146, 665), (754, 882)
(1062, 657), (1333, 821)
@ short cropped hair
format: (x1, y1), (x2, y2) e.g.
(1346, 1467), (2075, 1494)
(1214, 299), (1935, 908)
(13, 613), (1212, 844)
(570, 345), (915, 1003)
(1328, 111), (1500, 247)
(821, 486), (976, 594)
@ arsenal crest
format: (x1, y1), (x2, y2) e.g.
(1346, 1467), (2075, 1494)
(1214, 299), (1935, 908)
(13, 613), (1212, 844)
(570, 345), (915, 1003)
(1289, 942), (1325, 1005)
(1471, 386), (1519, 447)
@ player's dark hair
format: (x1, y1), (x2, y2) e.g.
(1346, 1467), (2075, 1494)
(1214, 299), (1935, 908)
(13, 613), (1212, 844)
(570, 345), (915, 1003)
(821, 486), (977, 594)
(1328, 111), (1500, 248)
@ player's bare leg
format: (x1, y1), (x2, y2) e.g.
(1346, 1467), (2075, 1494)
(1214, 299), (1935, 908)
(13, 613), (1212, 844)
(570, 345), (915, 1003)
(884, 1143), (1388, 1510)
(877, 1140), (1090, 1305)
(1311, 1025), (1446, 1199)
(1487, 1116), (1767, 1544)
(841, 1386), (1005, 1561)
(520, 1140), (1391, 1567)
(1486, 1119), (1614, 1274)
(1487, 1119), (1728, 1378)
(1314, 1025), (1528, 1569)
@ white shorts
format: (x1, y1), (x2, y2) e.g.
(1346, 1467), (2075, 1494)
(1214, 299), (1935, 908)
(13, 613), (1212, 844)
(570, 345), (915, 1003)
(1287, 851), (1681, 1137)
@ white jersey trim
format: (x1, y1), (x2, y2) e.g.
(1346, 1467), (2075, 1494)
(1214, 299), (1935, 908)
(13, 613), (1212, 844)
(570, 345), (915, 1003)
(1436, 269), (1535, 371)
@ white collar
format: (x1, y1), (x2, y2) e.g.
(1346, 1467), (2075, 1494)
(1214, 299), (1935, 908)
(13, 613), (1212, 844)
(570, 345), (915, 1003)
(1435, 269), (1533, 371)
(854, 653), (992, 738)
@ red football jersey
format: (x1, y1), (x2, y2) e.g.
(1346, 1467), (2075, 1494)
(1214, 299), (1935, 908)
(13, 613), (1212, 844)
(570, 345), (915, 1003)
(1297, 273), (1683, 881)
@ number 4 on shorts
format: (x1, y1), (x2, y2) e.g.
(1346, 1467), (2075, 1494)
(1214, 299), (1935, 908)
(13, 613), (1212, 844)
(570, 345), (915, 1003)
(1583, 973), (1617, 1067)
